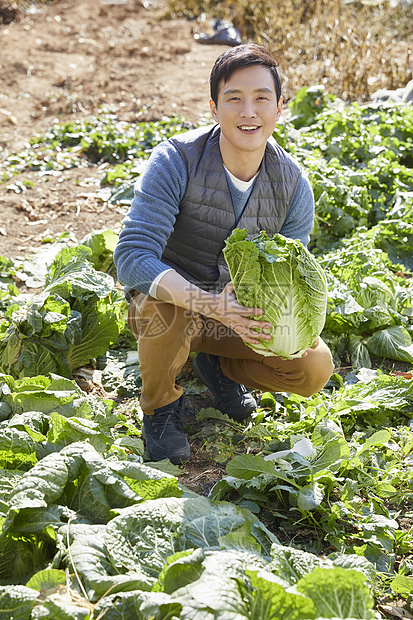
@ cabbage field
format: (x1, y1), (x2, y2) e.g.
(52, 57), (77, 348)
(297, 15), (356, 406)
(0, 88), (413, 618)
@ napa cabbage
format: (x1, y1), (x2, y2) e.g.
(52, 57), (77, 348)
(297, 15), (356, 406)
(0, 246), (124, 379)
(223, 229), (328, 359)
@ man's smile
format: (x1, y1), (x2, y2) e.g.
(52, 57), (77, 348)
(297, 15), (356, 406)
(238, 125), (260, 132)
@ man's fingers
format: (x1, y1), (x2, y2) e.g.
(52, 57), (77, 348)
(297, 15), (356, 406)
(242, 333), (270, 345)
(241, 306), (265, 316)
(246, 318), (272, 334)
(231, 316), (272, 331)
(232, 320), (272, 342)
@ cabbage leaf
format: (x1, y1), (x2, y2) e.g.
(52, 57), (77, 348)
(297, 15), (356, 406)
(223, 230), (328, 358)
(0, 246), (124, 379)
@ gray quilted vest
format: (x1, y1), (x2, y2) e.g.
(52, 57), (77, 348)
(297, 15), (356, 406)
(162, 124), (302, 291)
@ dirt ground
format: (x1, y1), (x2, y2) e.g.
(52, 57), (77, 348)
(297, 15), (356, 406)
(0, 0), (229, 259)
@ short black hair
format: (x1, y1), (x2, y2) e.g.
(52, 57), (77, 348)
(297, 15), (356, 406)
(209, 43), (282, 105)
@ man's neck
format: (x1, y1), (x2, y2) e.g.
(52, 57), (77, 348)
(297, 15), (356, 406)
(219, 138), (265, 182)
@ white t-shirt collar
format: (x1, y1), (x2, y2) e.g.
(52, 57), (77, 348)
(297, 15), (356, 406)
(224, 166), (258, 192)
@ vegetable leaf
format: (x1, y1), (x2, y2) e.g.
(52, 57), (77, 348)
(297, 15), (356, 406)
(224, 230), (328, 358)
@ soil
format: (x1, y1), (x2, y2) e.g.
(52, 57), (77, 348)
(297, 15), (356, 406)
(0, 0), (229, 259)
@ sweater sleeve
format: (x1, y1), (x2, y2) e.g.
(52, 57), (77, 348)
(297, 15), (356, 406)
(113, 141), (188, 296)
(279, 172), (315, 247)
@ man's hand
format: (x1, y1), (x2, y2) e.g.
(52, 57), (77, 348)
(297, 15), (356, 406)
(208, 282), (272, 345)
(302, 338), (320, 357)
(156, 272), (272, 345)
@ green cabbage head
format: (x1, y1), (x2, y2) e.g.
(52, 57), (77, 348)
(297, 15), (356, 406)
(223, 229), (328, 359)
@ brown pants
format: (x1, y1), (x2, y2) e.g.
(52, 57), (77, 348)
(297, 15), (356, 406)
(128, 292), (334, 415)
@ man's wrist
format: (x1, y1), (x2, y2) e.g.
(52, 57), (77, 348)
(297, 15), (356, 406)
(186, 288), (220, 317)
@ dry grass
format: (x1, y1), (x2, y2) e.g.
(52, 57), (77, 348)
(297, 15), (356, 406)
(166, 0), (413, 102)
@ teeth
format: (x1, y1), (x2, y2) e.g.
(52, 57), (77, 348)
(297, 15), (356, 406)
(239, 126), (258, 131)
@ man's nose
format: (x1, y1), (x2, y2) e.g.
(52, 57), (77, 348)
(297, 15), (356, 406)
(240, 100), (257, 118)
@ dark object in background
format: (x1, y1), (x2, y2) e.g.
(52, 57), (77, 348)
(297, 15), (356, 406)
(194, 18), (242, 47)
(0, 2), (21, 25)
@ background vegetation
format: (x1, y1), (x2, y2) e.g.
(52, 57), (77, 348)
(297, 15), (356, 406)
(167, 0), (412, 102)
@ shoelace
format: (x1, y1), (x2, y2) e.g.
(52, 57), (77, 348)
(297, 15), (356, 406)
(149, 409), (184, 439)
(214, 367), (248, 399)
(219, 383), (249, 399)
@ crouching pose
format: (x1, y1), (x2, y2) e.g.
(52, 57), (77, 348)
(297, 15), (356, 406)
(114, 44), (334, 464)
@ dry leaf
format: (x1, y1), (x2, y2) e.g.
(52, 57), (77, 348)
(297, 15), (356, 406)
(378, 605), (413, 619)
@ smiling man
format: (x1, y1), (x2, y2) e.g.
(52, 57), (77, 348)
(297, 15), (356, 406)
(114, 44), (334, 464)
(210, 64), (283, 181)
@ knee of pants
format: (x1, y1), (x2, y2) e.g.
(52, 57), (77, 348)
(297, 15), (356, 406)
(296, 349), (335, 397)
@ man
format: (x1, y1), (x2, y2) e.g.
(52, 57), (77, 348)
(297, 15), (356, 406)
(114, 44), (334, 464)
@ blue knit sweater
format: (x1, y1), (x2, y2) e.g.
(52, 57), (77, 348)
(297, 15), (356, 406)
(114, 139), (315, 296)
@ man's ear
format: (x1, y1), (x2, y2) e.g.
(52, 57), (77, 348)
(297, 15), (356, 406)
(210, 98), (218, 122)
(276, 96), (283, 120)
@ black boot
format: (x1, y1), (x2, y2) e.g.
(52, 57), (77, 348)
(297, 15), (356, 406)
(192, 353), (256, 420)
(142, 396), (190, 464)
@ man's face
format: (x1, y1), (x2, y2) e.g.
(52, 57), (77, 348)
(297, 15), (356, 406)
(209, 65), (283, 158)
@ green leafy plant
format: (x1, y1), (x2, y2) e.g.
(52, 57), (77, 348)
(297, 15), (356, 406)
(0, 91), (412, 618)
(0, 246), (124, 379)
(224, 229), (328, 358)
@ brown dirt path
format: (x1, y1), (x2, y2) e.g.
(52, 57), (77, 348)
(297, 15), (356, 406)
(0, 0), (228, 258)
